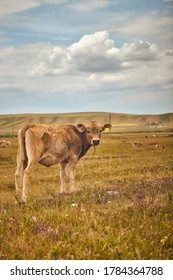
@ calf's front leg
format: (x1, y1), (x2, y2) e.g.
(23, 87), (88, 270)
(68, 157), (78, 193)
(60, 161), (68, 193)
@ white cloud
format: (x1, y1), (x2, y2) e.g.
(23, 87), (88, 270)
(67, 0), (111, 12)
(0, 0), (65, 19)
(119, 41), (159, 60)
(0, 43), (45, 93)
(113, 14), (173, 36)
(68, 31), (119, 71)
(0, 0), (38, 19)
(0, 0), (111, 20)
(0, 31), (172, 112)
(29, 31), (159, 77)
(106, 11), (173, 51)
(69, 31), (114, 56)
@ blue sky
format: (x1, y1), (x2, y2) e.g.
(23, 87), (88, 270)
(0, 0), (173, 115)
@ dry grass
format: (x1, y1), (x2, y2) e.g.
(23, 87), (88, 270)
(0, 133), (173, 260)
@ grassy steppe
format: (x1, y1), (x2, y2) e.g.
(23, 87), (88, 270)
(0, 132), (173, 259)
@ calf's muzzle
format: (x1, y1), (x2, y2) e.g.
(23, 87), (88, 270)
(91, 138), (100, 146)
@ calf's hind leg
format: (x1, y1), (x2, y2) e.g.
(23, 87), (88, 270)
(15, 163), (24, 199)
(22, 160), (36, 203)
(15, 154), (27, 199)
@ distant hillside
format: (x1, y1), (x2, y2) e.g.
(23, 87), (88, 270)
(0, 112), (173, 136)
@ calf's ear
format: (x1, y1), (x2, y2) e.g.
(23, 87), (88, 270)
(76, 123), (87, 132)
(101, 124), (112, 132)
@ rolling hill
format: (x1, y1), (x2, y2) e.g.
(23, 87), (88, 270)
(0, 112), (173, 136)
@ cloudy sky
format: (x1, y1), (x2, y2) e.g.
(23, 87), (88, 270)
(0, 0), (173, 115)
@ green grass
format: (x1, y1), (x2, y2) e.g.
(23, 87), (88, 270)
(0, 133), (173, 260)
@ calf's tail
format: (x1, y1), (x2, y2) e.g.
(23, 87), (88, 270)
(17, 125), (30, 170)
(15, 125), (31, 199)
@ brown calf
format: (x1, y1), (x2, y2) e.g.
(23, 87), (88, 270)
(15, 121), (111, 202)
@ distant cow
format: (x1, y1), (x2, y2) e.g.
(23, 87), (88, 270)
(132, 142), (143, 148)
(148, 142), (158, 149)
(15, 121), (111, 202)
(0, 140), (11, 147)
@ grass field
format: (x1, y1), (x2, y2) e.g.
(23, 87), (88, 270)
(0, 132), (173, 260)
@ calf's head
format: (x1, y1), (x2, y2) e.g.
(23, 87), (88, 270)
(76, 121), (112, 146)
